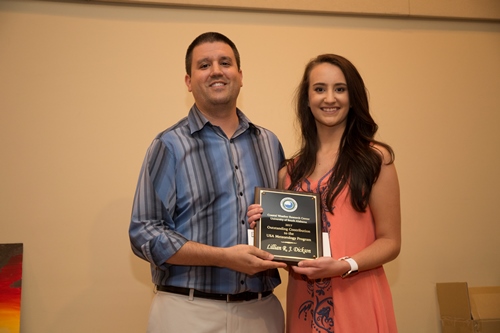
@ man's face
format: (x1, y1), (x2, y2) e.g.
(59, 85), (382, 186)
(185, 42), (243, 113)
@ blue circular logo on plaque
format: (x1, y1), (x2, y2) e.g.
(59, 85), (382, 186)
(280, 197), (298, 213)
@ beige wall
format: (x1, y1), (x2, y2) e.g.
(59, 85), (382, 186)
(98, 0), (500, 21)
(1, 1), (499, 332)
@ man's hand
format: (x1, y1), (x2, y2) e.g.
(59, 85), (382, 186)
(221, 244), (287, 275)
(167, 240), (286, 275)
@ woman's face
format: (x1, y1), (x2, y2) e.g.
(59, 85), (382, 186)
(308, 63), (350, 131)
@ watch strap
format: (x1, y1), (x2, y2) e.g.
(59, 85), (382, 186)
(339, 256), (359, 278)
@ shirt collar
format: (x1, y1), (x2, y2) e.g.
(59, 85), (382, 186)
(187, 104), (257, 137)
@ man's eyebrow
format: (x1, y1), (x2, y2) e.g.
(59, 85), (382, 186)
(196, 57), (210, 66)
(219, 56), (233, 63)
(195, 56), (233, 66)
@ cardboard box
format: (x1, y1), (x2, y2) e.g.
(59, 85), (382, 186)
(436, 282), (500, 333)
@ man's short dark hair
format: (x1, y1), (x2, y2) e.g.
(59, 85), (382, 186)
(185, 32), (241, 76)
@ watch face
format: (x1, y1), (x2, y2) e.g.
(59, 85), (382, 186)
(341, 269), (358, 278)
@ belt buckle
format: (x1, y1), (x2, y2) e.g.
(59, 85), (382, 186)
(226, 294), (242, 302)
(226, 293), (242, 302)
(226, 292), (262, 302)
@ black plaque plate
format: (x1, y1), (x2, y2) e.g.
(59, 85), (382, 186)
(254, 187), (322, 264)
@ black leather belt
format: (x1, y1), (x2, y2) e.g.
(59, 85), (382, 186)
(156, 285), (272, 302)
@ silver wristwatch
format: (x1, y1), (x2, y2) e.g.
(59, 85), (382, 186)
(339, 256), (359, 278)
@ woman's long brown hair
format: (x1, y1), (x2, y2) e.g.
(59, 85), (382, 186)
(287, 54), (394, 213)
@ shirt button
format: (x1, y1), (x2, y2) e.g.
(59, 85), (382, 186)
(240, 280), (245, 285)
(239, 192), (243, 196)
(241, 220), (245, 224)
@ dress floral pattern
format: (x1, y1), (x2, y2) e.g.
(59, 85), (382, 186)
(285, 172), (398, 333)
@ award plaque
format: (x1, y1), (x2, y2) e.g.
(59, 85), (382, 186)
(254, 187), (322, 264)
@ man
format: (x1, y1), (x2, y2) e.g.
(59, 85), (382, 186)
(129, 32), (287, 333)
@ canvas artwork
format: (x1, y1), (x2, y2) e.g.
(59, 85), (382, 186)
(0, 243), (23, 333)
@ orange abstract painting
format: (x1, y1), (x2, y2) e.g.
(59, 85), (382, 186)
(0, 243), (23, 333)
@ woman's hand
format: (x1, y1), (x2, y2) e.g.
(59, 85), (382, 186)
(291, 257), (350, 280)
(247, 204), (263, 229)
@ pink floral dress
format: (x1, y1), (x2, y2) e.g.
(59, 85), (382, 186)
(285, 171), (398, 333)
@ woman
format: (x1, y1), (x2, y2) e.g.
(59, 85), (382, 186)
(248, 54), (401, 332)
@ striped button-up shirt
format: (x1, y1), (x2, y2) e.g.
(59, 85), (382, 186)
(130, 105), (285, 294)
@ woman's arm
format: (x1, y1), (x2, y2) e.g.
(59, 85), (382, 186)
(349, 144), (401, 271)
(292, 145), (401, 279)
